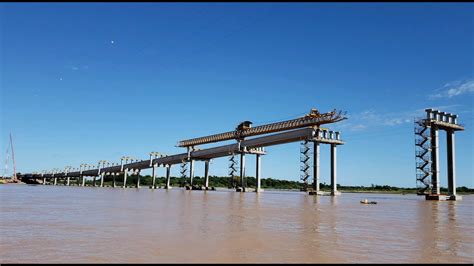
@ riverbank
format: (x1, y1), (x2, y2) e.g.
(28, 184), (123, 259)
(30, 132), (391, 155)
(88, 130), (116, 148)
(20, 182), (474, 195)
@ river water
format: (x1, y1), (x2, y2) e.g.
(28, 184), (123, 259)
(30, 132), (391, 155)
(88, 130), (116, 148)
(0, 184), (472, 263)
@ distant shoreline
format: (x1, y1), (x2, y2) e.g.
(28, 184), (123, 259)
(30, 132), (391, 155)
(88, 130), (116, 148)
(7, 182), (473, 195)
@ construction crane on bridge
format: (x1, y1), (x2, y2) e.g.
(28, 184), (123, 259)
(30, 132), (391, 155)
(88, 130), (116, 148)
(177, 108), (346, 147)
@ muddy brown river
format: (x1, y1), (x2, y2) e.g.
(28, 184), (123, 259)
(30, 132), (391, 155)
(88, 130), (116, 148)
(0, 184), (472, 263)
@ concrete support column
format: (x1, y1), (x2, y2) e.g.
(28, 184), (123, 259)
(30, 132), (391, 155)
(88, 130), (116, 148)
(100, 173), (105, 187)
(123, 169), (128, 188)
(43, 177), (46, 185)
(165, 165), (171, 189)
(447, 130), (456, 196)
(152, 164), (157, 189)
(313, 141), (320, 193)
(93, 176), (97, 187)
(66, 177), (70, 186)
(330, 144), (340, 196)
(136, 171), (141, 188)
(54, 177), (57, 186)
(81, 175), (85, 187)
(189, 160), (194, 186)
(204, 160), (210, 188)
(240, 152), (246, 190)
(112, 174), (116, 188)
(255, 154), (262, 192)
(431, 127), (440, 195)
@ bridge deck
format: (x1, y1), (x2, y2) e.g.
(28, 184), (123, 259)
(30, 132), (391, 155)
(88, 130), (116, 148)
(24, 127), (343, 179)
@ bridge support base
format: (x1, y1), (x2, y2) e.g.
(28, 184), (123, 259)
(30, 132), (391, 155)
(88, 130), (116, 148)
(426, 194), (462, 201)
(309, 191), (327, 196)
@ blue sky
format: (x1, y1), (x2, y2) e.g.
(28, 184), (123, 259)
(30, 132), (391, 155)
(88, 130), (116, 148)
(1, 3), (473, 187)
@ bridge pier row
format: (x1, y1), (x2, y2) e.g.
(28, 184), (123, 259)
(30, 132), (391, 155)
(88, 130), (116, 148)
(123, 169), (128, 188)
(165, 165), (172, 189)
(255, 154), (263, 193)
(151, 164), (157, 189)
(330, 144), (340, 196)
(204, 160), (210, 189)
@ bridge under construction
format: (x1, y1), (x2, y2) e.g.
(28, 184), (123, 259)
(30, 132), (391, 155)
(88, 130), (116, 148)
(414, 108), (465, 201)
(21, 108), (347, 195)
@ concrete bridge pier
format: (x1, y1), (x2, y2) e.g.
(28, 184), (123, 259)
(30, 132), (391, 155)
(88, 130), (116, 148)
(239, 151), (246, 192)
(100, 172), (105, 187)
(54, 177), (57, 186)
(93, 176), (97, 187)
(255, 154), (262, 193)
(136, 170), (141, 188)
(189, 159), (195, 186)
(66, 176), (70, 186)
(43, 177), (46, 185)
(112, 173), (116, 188)
(447, 130), (461, 200)
(431, 127), (440, 195)
(123, 169), (128, 188)
(81, 175), (86, 187)
(165, 165), (172, 189)
(313, 141), (321, 195)
(330, 144), (341, 196)
(204, 160), (210, 189)
(151, 164), (157, 189)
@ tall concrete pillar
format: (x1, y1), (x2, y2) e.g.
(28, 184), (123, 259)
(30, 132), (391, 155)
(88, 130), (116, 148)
(54, 177), (57, 186)
(313, 141), (320, 193)
(93, 176), (97, 187)
(165, 165), (171, 189)
(447, 130), (456, 196)
(136, 171), (141, 188)
(152, 164), (157, 189)
(82, 175), (85, 186)
(330, 144), (340, 196)
(112, 174), (116, 188)
(204, 160), (210, 188)
(189, 160), (194, 186)
(123, 169), (128, 188)
(255, 154), (262, 192)
(100, 173), (105, 187)
(66, 176), (70, 186)
(43, 177), (46, 185)
(240, 152), (246, 190)
(431, 127), (440, 195)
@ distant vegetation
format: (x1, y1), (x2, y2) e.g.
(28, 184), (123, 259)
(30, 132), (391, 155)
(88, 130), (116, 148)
(18, 172), (473, 194)
(70, 174), (474, 194)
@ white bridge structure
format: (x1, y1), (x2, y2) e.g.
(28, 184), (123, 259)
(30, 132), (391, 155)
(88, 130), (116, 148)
(22, 108), (347, 195)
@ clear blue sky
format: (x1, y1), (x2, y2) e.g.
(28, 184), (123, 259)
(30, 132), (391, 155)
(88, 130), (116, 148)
(1, 3), (473, 187)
